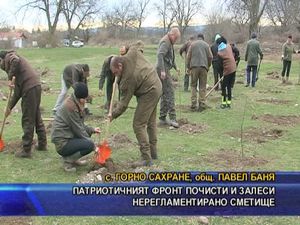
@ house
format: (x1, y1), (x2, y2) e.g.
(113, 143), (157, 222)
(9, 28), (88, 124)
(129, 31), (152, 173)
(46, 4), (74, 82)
(0, 32), (28, 48)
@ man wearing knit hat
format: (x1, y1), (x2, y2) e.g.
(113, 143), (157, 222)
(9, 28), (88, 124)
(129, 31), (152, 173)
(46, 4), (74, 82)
(51, 82), (101, 172)
(53, 64), (92, 115)
(245, 32), (263, 87)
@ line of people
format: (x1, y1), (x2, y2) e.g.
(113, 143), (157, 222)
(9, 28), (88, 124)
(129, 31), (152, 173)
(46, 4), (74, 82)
(1, 29), (299, 172)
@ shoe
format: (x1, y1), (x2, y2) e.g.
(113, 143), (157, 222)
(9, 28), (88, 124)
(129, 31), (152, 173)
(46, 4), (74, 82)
(151, 153), (158, 160)
(73, 159), (88, 166)
(169, 120), (179, 128)
(15, 150), (32, 158)
(131, 160), (153, 168)
(150, 146), (158, 160)
(159, 118), (169, 126)
(190, 105), (197, 112)
(220, 104), (227, 109)
(63, 162), (77, 172)
(245, 84), (249, 87)
(35, 144), (47, 151)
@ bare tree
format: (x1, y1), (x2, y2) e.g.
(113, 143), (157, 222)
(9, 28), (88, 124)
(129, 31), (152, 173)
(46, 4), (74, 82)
(20, 0), (64, 35)
(170, 0), (203, 41)
(204, 7), (230, 42)
(155, 0), (176, 34)
(225, 0), (268, 37)
(103, 0), (137, 38)
(62, 0), (104, 39)
(136, 0), (151, 37)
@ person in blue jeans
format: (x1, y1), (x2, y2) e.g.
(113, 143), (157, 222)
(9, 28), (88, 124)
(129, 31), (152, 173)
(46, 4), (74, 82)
(245, 32), (263, 87)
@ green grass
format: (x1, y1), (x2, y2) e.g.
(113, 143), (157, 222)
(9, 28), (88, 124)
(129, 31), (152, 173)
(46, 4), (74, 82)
(0, 46), (300, 224)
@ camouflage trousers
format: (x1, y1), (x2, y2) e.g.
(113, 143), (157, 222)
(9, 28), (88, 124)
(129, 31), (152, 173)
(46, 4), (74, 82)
(158, 69), (176, 121)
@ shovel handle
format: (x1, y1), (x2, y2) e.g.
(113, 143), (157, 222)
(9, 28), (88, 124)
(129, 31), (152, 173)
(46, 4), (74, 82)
(0, 77), (15, 138)
(205, 76), (224, 99)
(103, 76), (119, 142)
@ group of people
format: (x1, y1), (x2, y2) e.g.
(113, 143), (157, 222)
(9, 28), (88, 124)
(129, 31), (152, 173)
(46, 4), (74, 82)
(0, 28), (299, 172)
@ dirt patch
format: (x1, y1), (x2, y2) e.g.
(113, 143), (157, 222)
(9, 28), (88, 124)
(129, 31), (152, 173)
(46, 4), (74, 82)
(178, 118), (189, 126)
(266, 71), (280, 80)
(0, 217), (33, 225)
(279, 81), (293, 86)
(227, 127), (284, 144)
(107, 133), (135, 149)
(253, 114), (300, 126)
(2, 140), (22, 154)
(79, 158), (125, 183)
(258, 89), (284, 94)
(235, 80), (244, 84)
(257, 98), (291, 105)
(178, 118), (207, 134)
(205, 148), (270, 169)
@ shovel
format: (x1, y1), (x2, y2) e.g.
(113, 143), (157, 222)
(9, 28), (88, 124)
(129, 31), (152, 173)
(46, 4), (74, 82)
(205, 76), (224, 99)
(255, 58), (262, 82)
(0, 77), (15, 151)
(95, 76), (119, 165)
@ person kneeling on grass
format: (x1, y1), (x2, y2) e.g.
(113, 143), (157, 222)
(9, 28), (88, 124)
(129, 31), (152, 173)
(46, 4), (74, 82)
(51, 82), (101, 172)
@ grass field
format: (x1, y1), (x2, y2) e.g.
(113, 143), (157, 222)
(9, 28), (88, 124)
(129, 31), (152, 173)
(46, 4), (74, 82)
(0, 46), (300, 224)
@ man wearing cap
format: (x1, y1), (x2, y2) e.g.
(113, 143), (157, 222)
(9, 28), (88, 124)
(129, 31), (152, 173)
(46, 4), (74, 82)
(156, 27), (181, 128)
(187, 33), (213, 112)
(109, 43), (162, 168)
(53, 64), (92, 115)
(0, 50), (47, 158)
(245, 32), (263, 87)
(51, 82), (101, 172)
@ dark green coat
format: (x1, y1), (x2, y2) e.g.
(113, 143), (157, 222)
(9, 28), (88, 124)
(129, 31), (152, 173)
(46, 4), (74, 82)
(156, 35), (177, 72)
(63, 64), (87, 88)
(245, 39), (263, 66)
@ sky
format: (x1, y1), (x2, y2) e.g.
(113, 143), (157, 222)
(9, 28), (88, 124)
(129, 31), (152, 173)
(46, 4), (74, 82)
(0, 0), (218, 31)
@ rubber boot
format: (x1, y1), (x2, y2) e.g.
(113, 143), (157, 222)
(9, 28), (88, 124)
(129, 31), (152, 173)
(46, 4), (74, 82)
(62, 152), (86, 172)
(150, 145), (158, 160)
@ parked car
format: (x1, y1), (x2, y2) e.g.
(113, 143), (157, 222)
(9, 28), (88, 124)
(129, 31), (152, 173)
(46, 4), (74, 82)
(72, 40), (84, 48)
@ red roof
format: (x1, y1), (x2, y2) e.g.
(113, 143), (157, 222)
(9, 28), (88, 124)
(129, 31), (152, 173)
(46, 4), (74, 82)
(0, 32), (27, 40)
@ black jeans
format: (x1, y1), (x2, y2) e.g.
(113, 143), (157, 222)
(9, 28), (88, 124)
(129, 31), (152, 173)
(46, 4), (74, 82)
(58, 138), (95, 157)
(221, 72), (235, 102)
(282, 60), (291, 77)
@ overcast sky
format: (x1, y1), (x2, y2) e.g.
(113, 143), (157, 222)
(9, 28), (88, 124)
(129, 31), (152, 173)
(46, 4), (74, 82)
(0, 0), (217, 30)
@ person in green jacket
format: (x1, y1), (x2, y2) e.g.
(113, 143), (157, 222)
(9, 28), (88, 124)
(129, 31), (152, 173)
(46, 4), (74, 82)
(156, 27), (181, 128)
(108, 43), (162, 168)
(281, 35), (299, 83)
(245, 32), (263, 87)
(53, 64), (91, 115)
(51, 83), (100, 172)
